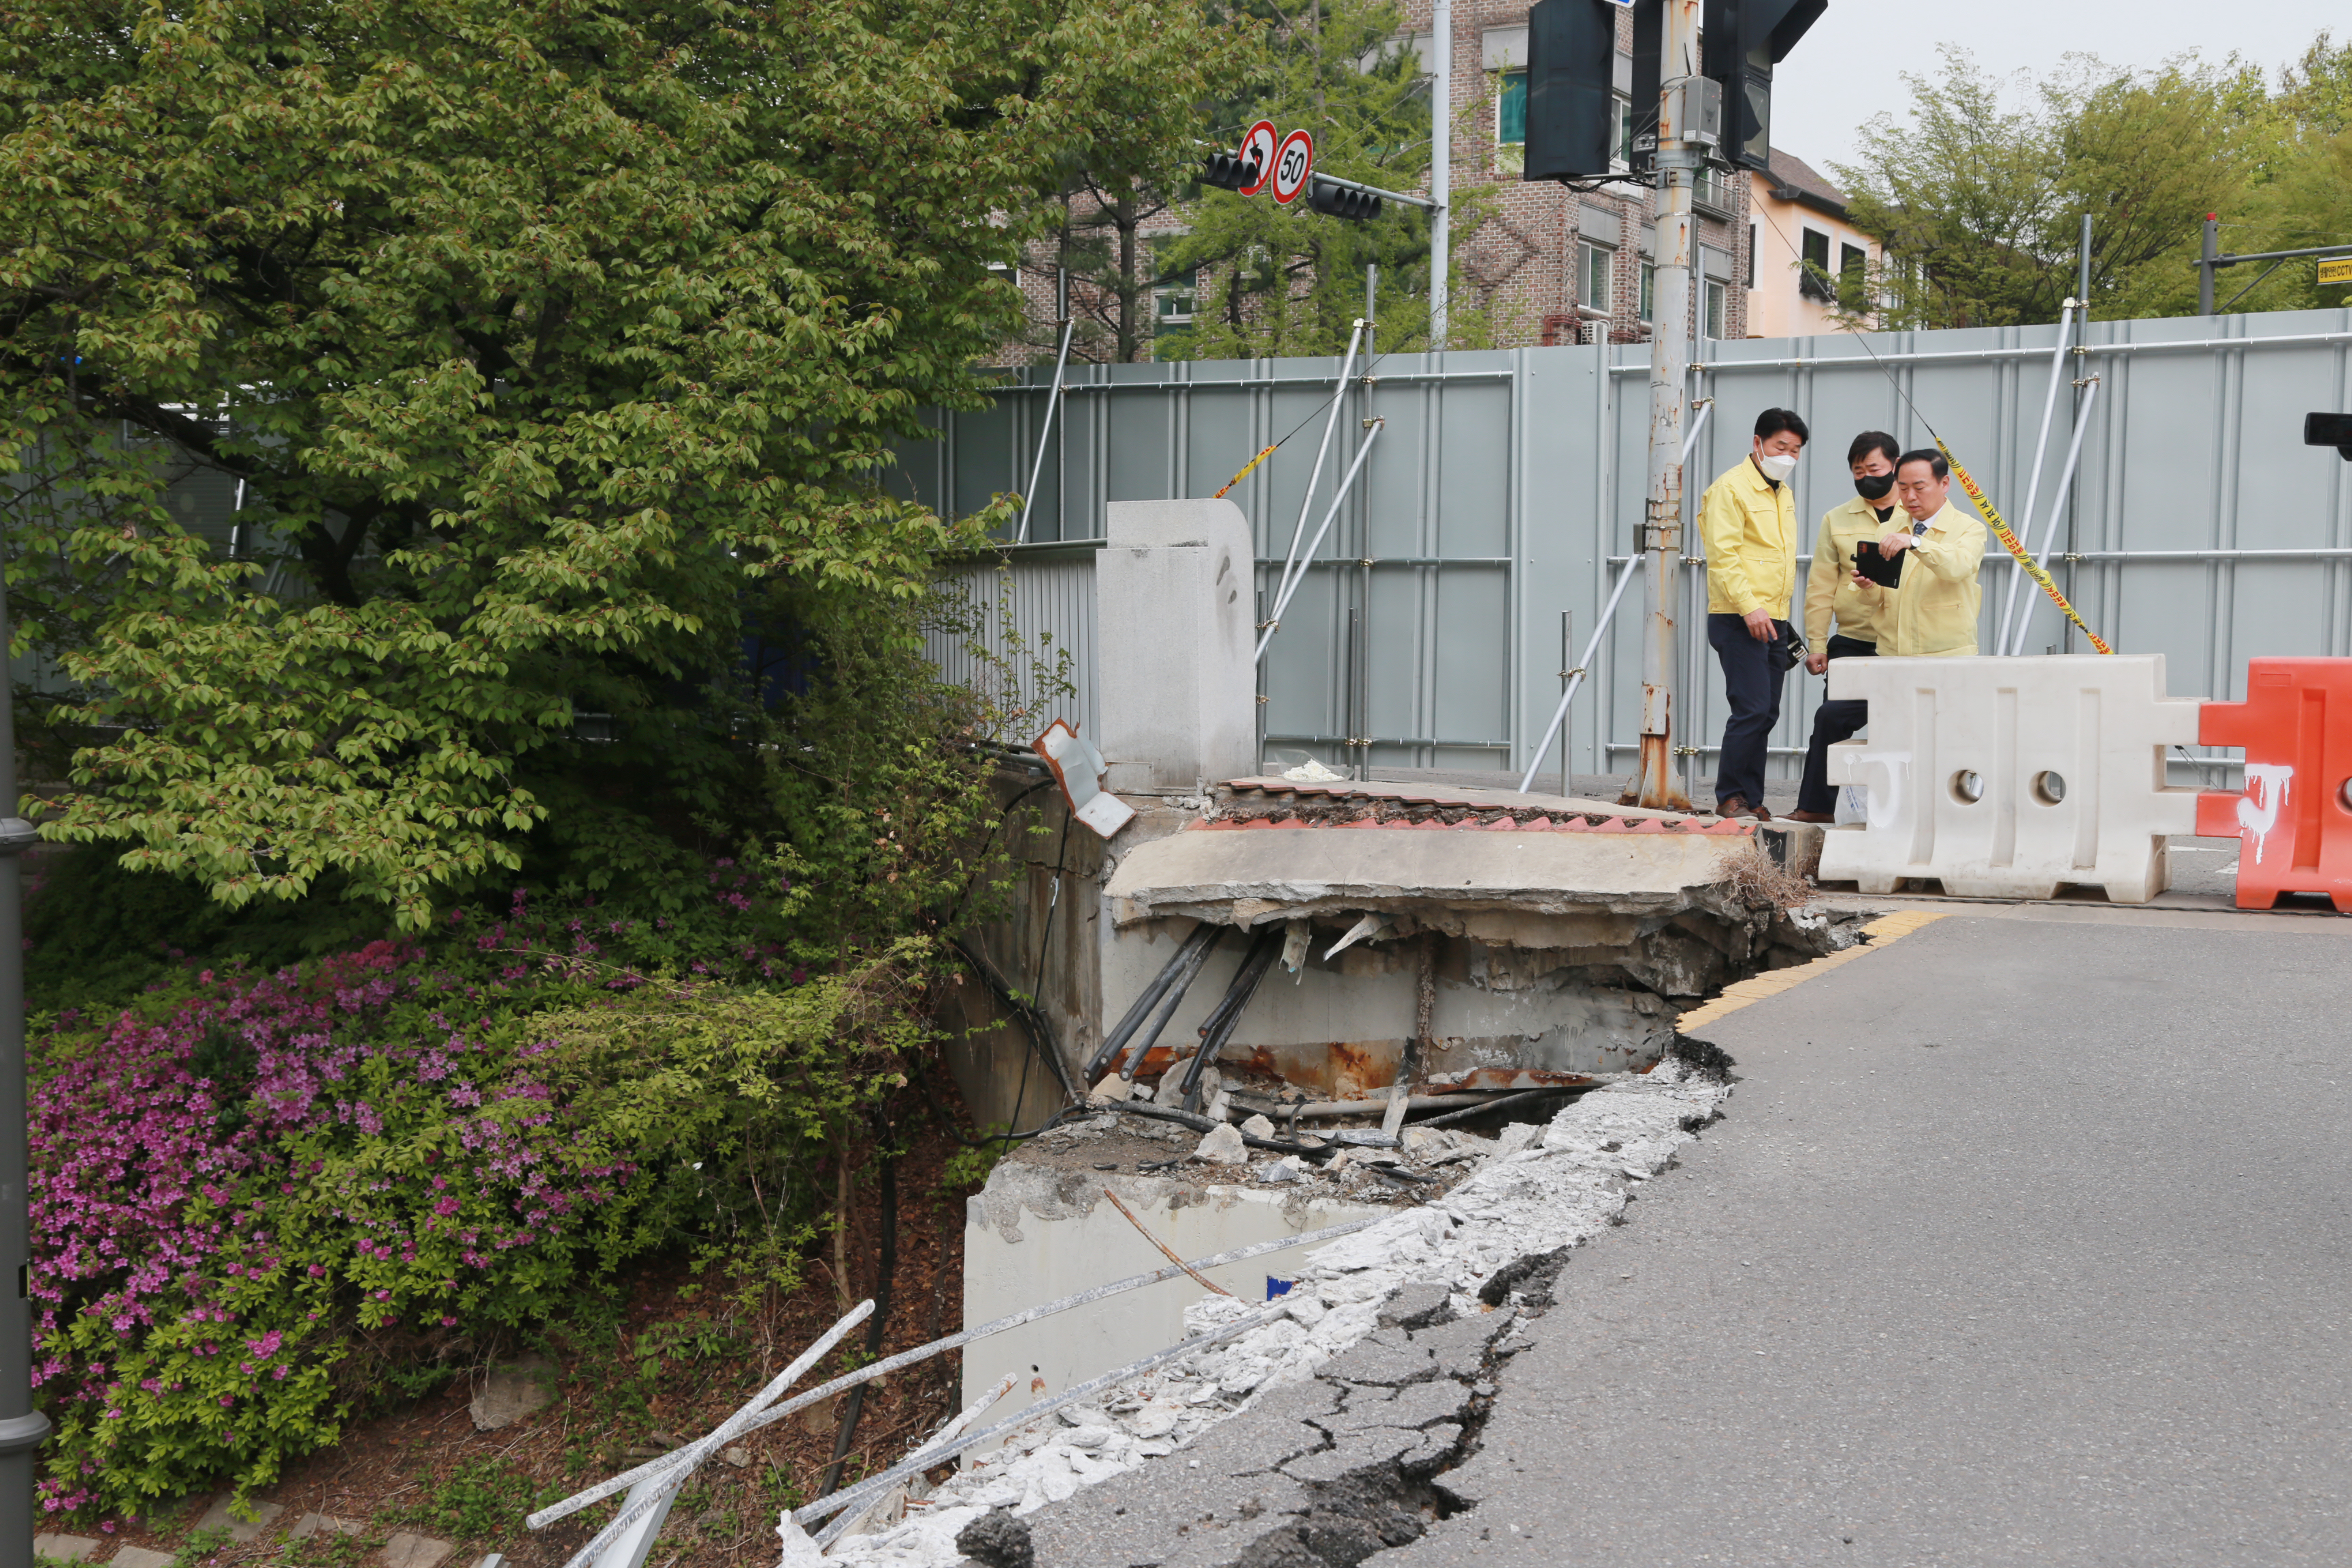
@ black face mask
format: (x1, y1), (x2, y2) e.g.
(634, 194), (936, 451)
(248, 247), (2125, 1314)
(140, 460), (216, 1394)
(1854, 471), (1897, 501)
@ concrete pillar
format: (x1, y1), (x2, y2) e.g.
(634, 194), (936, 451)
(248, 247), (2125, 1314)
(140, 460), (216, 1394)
(1094, 500), (1256, 791)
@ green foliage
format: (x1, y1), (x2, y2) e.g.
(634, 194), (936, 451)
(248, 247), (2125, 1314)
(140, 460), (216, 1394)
(1156, 0), (1501, 359)
(22, 848), (377, 1013)
(534, 945), (938, 1316)
(33, 917), (967, 1521)
(1838, 45), (2256, 327)
(392, 1456), (553, 1544)
(1838, 34), (2352, 327)
(0, 0), (1224, 926)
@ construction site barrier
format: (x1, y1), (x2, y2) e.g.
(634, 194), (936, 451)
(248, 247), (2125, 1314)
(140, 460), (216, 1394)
(1818, 655), (2200, 904)
(2195, 658), (2352, 913)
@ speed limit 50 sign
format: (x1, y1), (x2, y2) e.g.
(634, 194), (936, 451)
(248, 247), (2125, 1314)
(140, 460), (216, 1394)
(1271, 129), (1315, 205)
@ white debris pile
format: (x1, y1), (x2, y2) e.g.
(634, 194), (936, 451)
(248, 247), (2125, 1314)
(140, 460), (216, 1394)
(823, 1058), (1730, 1565)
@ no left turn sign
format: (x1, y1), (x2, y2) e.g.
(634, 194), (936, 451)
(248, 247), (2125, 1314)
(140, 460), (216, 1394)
(1271, 129), (1315, 205)
(1239, 120), (1277, 195)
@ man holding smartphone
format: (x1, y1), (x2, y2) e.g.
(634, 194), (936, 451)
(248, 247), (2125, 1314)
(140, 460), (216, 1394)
(1788, 431), (1906, 823)
(1846, 449), (1988, 657)
(1700, 408), (1808, 821)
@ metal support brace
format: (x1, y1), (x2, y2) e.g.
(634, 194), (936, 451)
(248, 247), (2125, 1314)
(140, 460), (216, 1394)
(1015, 316), (1075, 544)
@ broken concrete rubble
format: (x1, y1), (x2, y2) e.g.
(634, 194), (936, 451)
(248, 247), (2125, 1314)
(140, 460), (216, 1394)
(832, 1054), (1735, 1566)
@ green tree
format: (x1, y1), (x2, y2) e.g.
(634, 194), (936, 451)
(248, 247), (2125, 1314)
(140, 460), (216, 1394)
(1838, 46), (2257, 327)
(2212, 33), (2352, 316)
(1158, 0), (1496, 359)
(0, 0), (1222, 928)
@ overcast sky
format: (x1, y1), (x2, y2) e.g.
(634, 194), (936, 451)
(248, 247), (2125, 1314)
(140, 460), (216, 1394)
(1768, 1), (2343, 184)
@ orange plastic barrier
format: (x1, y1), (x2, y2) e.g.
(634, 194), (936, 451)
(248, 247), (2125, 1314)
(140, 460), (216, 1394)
(2195, 659), (2352, 912)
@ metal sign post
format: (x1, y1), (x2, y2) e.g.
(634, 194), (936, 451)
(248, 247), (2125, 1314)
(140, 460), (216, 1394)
(1632, 0), (1701, 812)
(0, 561), (47, 1567)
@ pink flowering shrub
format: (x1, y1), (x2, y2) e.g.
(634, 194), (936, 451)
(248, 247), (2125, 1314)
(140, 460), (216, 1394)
(31, 941), (640, 1517)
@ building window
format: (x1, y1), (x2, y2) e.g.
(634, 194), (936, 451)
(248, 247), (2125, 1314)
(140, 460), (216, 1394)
(1613, 95), (1633, 168)
(1840, 242), (1868, 307)
(1155, 272), (1197, 329)
(1639, 261), (1656, 323)
(1704, 279), (1727, 340)
(1581, 241), (1614, 314)
(1747, 223), (1758, 289)
(1799, 227), (1833, 302)
(1499, 70), (1526, 146)
(1152, 237), (1196, 338)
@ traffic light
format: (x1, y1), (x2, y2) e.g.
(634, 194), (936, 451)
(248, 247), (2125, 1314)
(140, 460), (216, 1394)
(1628, 0), (1661, 174)
(1307, 179), (1382, 221)
(1202, 151), (1262, 191)
(1522, 0), (1618, 182)
(1701, 0), (1827, 171)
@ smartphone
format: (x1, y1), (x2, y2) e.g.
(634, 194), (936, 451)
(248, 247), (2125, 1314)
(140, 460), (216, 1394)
(1853, 539), (1904, 587)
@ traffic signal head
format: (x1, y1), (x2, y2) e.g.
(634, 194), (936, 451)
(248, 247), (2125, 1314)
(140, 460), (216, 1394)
(1701, 0), (1827, 171)
(2308, 412), (2352, 461)
(1524, 0), (1619, 182)
(1202, 151), (1262, 191)
(1307, 180), (1382, 221)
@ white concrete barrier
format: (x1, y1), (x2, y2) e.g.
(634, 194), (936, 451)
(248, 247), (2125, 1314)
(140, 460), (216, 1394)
(1094, 499), (1257, 791)
(1818, 655), (2201, 904)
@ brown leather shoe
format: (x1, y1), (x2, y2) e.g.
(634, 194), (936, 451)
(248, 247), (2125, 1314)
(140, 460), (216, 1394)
(1716, 795), (1751, 819)
(1785, 808), (1835, 823)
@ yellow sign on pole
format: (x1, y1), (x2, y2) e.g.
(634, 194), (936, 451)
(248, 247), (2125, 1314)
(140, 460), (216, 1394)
(2321, 256), (2352, 286)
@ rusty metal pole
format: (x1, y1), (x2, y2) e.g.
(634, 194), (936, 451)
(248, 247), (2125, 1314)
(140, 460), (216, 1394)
(1633, 0), (1700, 811)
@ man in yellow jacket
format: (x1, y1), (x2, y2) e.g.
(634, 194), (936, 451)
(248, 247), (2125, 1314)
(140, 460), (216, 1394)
(1846, 449), (1989, 657)
(1701, 408), (1808, 819)
(1788, 431), (1906, 822)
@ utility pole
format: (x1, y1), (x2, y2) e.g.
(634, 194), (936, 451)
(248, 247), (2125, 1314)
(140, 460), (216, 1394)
(1430, 0), (1451, 348)
(0, 557), (48, 1565)
(1632, 0), (1701, 811)
(2198, 213), (2217, 316)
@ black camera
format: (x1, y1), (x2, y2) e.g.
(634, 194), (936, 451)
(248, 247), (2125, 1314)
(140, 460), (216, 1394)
(2307, 412), (2352, 461)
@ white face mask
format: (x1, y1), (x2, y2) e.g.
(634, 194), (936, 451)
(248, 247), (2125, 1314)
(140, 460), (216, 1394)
(1756, 451), (1799, 483)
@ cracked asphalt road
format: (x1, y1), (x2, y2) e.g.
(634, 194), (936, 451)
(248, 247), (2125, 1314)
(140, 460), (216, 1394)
(1378, 914), (2352, 1567)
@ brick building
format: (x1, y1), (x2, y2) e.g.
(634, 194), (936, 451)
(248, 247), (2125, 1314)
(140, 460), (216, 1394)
(1407, 0), (1748, 348)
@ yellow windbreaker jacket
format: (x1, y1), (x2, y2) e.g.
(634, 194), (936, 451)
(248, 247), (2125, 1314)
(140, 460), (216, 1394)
(1701, 457), (1799, 619)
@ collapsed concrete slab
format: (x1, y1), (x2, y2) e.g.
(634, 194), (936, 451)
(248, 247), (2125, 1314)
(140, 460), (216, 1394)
(1105, 819), (1759, 936)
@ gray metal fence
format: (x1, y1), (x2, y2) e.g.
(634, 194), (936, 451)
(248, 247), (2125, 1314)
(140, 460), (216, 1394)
(891, 307), (2352, 791)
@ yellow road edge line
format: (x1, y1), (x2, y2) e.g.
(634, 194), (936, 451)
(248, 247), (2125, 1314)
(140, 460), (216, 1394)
(1676, 909), (1955, 1033)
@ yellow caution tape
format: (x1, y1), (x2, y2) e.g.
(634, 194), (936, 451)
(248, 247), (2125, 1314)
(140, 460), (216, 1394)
(1213, 444), (1279, 500)
(1934, 438), (2113, 656)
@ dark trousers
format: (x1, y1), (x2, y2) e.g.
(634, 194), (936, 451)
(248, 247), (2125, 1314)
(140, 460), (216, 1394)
(1797, 634), (1876, 815)
(1709, 612), (1791, 811)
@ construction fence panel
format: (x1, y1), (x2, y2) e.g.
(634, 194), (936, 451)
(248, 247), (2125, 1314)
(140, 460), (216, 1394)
(892, 306), (2352, 791)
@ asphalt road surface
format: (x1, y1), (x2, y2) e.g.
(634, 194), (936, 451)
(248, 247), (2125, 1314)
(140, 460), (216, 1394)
(1380, 914), (2352, 1567)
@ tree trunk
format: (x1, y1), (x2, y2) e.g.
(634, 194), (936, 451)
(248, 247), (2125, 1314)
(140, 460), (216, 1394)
(819, 1134), (899, 1497)
(1115, 192), (1141, 362)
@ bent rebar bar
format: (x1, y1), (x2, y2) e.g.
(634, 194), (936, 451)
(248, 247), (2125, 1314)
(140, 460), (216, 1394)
(1181, 929), (1281, 1111)
(1119, 924), (1229, 1081)
(579, 1215), (1380, 1512)
(1086, 922), (1220, 1081)
(534, 1299), (875, 1556)
(796, 1301), (1293, 1530)
(811, 1371), (1020, 1549)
